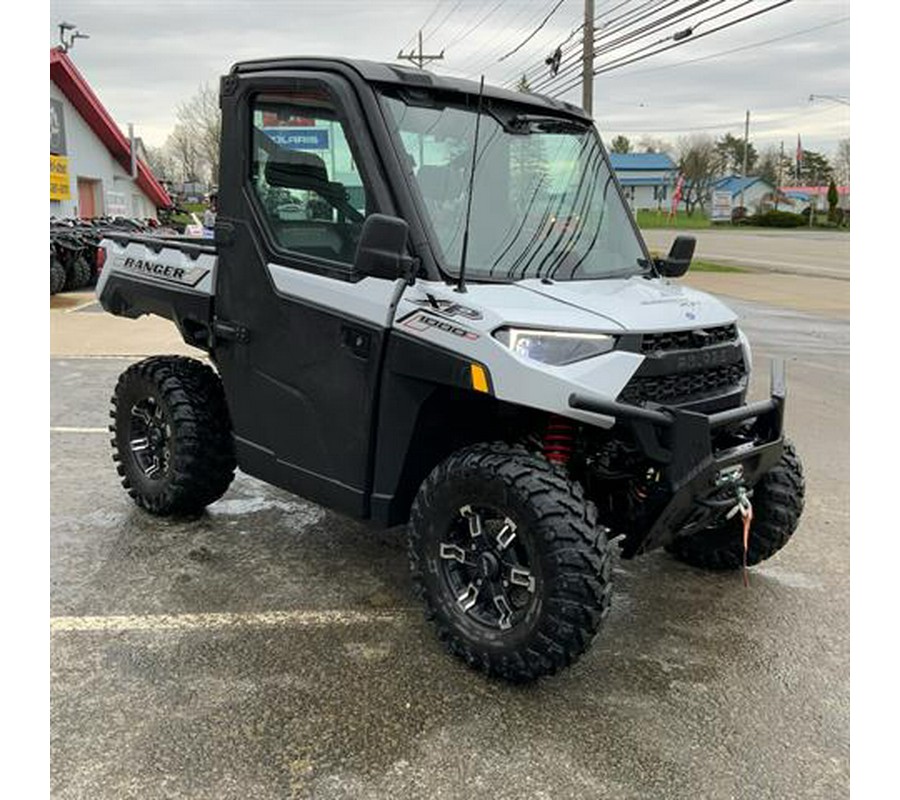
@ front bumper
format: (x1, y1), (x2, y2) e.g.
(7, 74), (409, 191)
(569, 360), (786, 557)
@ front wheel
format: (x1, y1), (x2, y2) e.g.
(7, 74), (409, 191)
(667, 440), (805, 570)
(408, 443), (612, 682)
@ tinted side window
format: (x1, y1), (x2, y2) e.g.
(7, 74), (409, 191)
(250, 89), (372, 266)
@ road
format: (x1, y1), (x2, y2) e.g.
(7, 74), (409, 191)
(50, 285), (849, 799)
(641, 227), (849, 280)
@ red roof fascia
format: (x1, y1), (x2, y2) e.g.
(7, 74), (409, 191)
(50, 48), (171, 209)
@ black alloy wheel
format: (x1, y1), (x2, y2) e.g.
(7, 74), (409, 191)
(409, 442), (612, 682)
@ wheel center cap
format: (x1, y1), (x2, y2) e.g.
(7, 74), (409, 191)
(478, 552), (499, 579)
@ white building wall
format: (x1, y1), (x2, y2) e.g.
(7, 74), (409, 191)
(50, 81), (157, 220)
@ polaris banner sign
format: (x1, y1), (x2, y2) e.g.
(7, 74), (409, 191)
(262, 127), (329, 150)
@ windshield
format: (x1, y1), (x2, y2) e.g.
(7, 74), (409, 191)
(381, 91), (649, 282)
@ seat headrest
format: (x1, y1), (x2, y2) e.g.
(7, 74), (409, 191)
(266, 150), (329, 190)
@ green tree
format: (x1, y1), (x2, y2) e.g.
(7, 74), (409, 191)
(715, 132), (757, 175)
(799, 149), (834, 185)
(610, 135), (631, 154)
(827, 178), (839, 221)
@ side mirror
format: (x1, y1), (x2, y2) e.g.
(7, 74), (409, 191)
(656, 235), (695, 277)
(355, 214), (412, 281)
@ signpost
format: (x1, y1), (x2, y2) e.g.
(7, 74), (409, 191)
(50, 155), (71, 200)
(710, 190), (732, 223)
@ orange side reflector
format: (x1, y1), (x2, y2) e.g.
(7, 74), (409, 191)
(470, 364), (490, 394)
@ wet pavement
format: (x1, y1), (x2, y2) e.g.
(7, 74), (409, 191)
(50, 299), (849, 799)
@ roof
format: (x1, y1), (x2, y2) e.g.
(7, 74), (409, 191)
(608, 152), (676, 171)
(618, 176), (673, 186)
(713, 175), (772, 198)
(231, 56), (590, 120)
(780, 185), (850, 196)
(50, 48), (171, 209)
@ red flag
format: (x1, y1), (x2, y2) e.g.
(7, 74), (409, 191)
(671, 174), (684, 214)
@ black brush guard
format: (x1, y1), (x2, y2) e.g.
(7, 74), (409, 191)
(569, 360), (786, 558)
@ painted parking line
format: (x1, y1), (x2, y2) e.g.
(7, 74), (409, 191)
(50, 608), (416, 633)
(51, 426), (108, 434)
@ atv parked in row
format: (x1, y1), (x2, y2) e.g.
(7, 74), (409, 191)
(96, 58), (804, 681)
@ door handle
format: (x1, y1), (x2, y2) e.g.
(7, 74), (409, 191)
(213, 318), (250, 344)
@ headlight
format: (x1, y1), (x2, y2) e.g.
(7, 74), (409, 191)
(494, 327), (615, 366)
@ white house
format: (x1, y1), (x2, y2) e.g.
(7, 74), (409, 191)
(608, 152), (677, 211)
(50, 48), (170, 219)
(711, 175), (777, 214)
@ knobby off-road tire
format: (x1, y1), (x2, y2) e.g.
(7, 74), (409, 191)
(50, 259), (66, 294)
(667, 440), (805, 570)
(64, 256), (93, 291)
(408, 442), (613, 682)
(110, 356), (236, 516)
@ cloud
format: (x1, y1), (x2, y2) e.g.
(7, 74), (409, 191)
(49, 0), (849, 154)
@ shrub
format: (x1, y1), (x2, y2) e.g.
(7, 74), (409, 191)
(749, 210), (806, 228)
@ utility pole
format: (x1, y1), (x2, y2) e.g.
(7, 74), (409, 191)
(397, 30), (444, 69)
(397, 30), (444, 169)
(582, 0), (595, 116)
(739, 109), (750, 211)
(776, 140), (784, 210)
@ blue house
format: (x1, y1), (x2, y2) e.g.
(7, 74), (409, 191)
(712, 175), (777, 213)
(608, 152), (677, 211)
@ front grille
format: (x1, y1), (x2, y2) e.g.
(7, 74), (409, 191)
(640, 324), (737, 354)
(618, 363), (746, 407)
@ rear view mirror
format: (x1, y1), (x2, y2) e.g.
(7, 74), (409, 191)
(355, 214), (413, 281)
(656, 235), (695, 278)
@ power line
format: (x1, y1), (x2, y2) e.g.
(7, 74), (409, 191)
(503, 0), (654, 87)
(498, 0), (569, 62)
(549, 0), (796, 97)
(398, 1), (445, 52)
(423, 0), (466, 45)
(530, 0), (718, 93)
(442, 0), (510, 51)
(461, 4), (580, 79)
(614, 15), (848, 77)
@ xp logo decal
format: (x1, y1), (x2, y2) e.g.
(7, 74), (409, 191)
(401, 312), (479, 341)
(410, 296), (483, 321)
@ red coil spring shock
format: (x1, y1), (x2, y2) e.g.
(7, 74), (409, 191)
(543, 416), (575, 465)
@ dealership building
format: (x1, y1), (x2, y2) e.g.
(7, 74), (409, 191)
(50, 48), (170, 219)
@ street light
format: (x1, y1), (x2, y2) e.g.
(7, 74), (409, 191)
(58, 21), (90, 54)
(809, 94), (850, 106)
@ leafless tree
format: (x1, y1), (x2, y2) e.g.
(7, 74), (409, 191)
(144, 143), (176, 183)
(676, 134), (717, 216)
(166, 123), (204, 183)
(175, 84), (222, 186)
(833, 138), (850, 185)
(637, 135), (674, 155)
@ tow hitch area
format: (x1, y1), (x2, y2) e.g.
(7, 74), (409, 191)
(570, 360), (786, 558)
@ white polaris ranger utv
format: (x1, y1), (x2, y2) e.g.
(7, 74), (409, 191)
(96, 58), (804, 682)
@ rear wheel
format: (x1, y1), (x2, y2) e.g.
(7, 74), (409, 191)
(408, 442), (612, 682)
(110, 356), (236, 516)
(667, 440), (805, 570)
(50, 258), (66, 294)
(64, 256), (92, 291)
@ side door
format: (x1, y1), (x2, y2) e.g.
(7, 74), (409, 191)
(214, 71), (399, 518)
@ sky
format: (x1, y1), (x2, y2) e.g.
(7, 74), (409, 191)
(48, 0), (849, 159)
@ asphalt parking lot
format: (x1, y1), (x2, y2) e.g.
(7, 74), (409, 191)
(50, 281), (849, 799)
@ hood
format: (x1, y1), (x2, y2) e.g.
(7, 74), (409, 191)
(515, 276), (737, 332)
